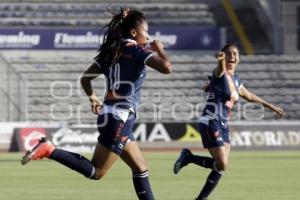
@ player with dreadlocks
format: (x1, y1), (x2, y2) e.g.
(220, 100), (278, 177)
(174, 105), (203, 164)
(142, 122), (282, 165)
(22, 8), (171, 200)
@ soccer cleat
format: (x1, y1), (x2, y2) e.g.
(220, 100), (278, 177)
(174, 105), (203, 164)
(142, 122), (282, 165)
(173, 148), (191, 174)
(21, 137), (55, 165)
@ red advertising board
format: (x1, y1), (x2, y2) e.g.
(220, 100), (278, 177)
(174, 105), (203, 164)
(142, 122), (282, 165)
(10, 128), (48, 152)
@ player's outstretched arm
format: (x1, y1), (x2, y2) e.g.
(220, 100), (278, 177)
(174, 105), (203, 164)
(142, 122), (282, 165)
(214, 51), (226, 78)
(80, 63), (103, 114)
(238, 85), (285, 117)
(146, 40), (172, 74)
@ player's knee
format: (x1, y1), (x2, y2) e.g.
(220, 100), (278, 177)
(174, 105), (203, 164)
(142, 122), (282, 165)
(136, 163), (148, 173)
(131, 159), (148, 172)
(215, 160), (228, 171)
(93, 169), (108, 180)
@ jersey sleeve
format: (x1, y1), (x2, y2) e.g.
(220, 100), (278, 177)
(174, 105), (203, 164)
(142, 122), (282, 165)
(93, 56), (103, 70)
(234, 74), (243, 89)
(134, 46), (153, 65)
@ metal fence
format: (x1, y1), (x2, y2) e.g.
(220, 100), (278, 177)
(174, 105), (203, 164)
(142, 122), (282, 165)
(0, 53), (26, 121)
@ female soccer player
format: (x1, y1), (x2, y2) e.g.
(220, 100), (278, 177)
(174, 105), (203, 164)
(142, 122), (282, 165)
(22, 8), (171, 200)
(173, 44), (285, 200)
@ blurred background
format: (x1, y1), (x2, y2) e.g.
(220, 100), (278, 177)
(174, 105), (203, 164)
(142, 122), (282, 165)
(0, 0), (299, 153)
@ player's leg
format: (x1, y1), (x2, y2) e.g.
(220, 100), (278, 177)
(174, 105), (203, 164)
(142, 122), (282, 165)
(195, 145), (227, 200)
(48, 110), (121, 180)
(90, 143), (119, 180)
(119, 111), (154, 200)
(50, 141), (118, 180)
(21, 137), (100, 179)
(22, 139), (118, 180)
(224, 142), (231, 165)
(173, 123), (215, 174)
(173, 148), (215, 174)
(222, 125), (231, 168)
(121, 141), (154, 200)
(195, 122), (230, 200)
(21, 111), (120, 180)
(208, 145), (228, 171)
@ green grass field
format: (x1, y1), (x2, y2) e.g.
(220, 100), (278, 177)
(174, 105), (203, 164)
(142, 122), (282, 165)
(0, 151), (299, 200)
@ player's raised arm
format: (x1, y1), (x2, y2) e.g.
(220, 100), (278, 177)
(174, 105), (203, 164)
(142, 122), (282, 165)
(238, 84), (285, 117)
(214, 51), (226, 78)
(146, 40), (172, 74)
(80, 63), (103, 114)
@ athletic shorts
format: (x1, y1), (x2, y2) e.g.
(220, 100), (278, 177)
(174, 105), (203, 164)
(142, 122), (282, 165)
(199, 119), (230, 148)
(97, 105), (136, 155)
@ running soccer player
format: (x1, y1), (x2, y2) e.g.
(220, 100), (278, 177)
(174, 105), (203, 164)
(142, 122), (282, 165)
(173, 44), (285, 200)
(22, 8), (171, 200)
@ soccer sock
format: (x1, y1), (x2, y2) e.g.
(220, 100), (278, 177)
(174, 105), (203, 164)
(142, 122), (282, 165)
(186, 154), (215, 169)
(49, 149), (96, 179)
(196, 167), (224, 200)
(132, 170), (155, 200)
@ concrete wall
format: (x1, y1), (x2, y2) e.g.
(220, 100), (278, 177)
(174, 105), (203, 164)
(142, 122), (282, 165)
(0, 53), (24, 121)
(282, 0), (299, 54)
(0, 53), (9, 121)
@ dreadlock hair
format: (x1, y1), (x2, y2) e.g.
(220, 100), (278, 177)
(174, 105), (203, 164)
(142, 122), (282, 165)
(96, 8), (146, 66)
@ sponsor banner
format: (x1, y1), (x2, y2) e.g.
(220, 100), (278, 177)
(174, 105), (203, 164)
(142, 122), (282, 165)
(7, 121), (300, 153)
(0, 27), (221, 50)
(230, 121), (300, 149)
(134, 122), (300, 150)
(0, 122), (59, 151)
(47, 127), (98, 153)
(12, 128), (47, 152)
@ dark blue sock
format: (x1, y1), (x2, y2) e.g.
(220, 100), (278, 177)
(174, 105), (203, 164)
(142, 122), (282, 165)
(187, 154), (214, 169)
(49, 149), (96, 179)
(132, 170), (155, 200)
(196, 169), (224, 200)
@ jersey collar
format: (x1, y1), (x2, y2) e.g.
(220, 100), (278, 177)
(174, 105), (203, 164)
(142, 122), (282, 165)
(123, 38), (137, 45)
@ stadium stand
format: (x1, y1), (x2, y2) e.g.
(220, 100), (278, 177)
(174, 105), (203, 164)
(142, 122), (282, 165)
(1, 51), (298, 124)
(0, 0), (276, 54)
(208, 0), (274, 54)
(0, 1), (216, 27)
(0, 0), (296, 124)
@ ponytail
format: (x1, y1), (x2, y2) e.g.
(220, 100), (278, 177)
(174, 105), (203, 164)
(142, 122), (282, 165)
(96, 8), (146, 66)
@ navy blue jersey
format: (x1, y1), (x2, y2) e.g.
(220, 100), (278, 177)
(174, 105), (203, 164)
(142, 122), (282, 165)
(94, 39), (153, 111)
(201, 70), (243, 122)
